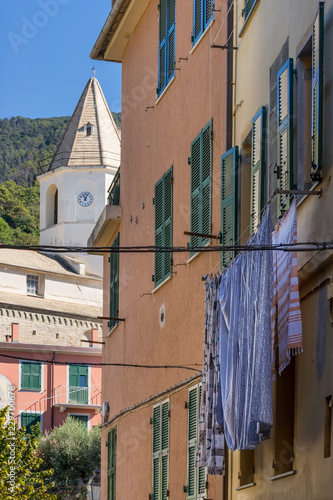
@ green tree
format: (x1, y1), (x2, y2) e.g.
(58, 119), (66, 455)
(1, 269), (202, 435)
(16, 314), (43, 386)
(0, 180), (40, 245)
(0, 406), (55, 499)
(38, 418), (101, 498)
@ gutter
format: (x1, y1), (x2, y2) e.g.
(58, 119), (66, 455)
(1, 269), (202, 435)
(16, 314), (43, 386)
(90, 0), (126, 60)
(226, 0), (234, 151)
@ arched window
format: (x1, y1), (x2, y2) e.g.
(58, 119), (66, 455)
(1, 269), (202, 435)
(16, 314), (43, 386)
(54, 189), (58, 225)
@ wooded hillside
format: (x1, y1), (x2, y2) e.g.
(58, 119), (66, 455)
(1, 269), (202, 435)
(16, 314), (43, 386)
(0, 114), (121, 245)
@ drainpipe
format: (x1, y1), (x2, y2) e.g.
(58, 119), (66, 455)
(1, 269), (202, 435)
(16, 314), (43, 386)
(226, 0), (234, 151)
(222, 2), (234, 498)
(90, 0), (126, 60)
(51, 351), (55, 429)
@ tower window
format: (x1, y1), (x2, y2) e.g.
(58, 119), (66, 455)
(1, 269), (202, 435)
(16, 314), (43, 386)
(54, 189), (58, 225)
(84, 122), (94, 136)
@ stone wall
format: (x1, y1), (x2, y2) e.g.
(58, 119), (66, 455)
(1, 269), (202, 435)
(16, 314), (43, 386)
(0, 307), (102, 347)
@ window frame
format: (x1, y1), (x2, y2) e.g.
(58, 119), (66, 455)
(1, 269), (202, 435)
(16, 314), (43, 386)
(19, 410), (43, 434)
(19, 360), (43, 392)
(67, 364), (90, 405)
(192, 0), (215, 46)
(26, 274), (39, 295)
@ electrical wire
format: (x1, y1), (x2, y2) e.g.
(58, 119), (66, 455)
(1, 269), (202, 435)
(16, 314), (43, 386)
(0, 353), (202, 372)
(1, 242), (332, 253)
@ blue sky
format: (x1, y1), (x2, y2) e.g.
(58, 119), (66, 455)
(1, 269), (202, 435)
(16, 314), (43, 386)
(0, 0), (122, 119)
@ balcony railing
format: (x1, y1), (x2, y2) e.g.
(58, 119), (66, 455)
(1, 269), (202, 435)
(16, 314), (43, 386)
(38, 151), (119, 173)
(54, 385), (101, 409)
(108, 168), (120, 205)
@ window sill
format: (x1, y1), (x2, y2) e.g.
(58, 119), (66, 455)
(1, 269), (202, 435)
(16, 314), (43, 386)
(155, 76), (175, 106)
(191, 18), (214, 55)
(107, 322), (119, 338)
(152, 275), (172, 294)
(19, 389), (43, 393)
(238, 0), (260, 38)
(269, 470), (297, 481)
(236, 482), (256, 491)
(296, 181), (320, 208)
(187, 240), (211, 264)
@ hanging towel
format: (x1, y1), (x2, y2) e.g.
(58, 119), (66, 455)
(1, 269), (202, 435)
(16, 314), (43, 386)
(196, 275), (224, 475)
(237, 205), (274, 449)
(217, 206), (273, 450)
(271, 200), (303, 377)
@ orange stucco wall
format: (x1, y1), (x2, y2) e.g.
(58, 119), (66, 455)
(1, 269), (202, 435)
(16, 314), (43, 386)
(100, 0), (228, 498)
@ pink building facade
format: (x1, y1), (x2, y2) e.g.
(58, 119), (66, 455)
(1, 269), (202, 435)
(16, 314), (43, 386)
(0, 336), (102, 432)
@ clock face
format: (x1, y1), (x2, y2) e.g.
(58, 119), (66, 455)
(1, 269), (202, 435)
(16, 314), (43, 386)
(78, 191), (93, 207)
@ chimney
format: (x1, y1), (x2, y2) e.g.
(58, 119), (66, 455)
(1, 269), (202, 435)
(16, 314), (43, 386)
(91, 328), (99, 345)
(11, 323), (19, 343)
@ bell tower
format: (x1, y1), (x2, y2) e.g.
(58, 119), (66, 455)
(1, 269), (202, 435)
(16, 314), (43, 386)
(38, 77), (121, 277)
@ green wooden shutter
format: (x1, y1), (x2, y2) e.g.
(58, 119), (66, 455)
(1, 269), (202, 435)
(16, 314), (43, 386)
(155, 167), (173, 287)
(155, 178), (164, 286)
(69, 365), (88, 404)
(311, 2), (324, 181)
(187, 385), (206, 499)
(161, 402), (169, 500)
(205, 0), (214, 27)
(21, 412), (41, 434)
(108, 427), (117, 500)
(190, 122), (212, 255)
(21, 362), (41, 391)
(167, 0), (176, 81)
(193, 0), (202, 42)
(152, 401), (169, 500)
(187, 387), (198, 498)
(221, 147), (239, 268)
(277, 59), (293, 217)
(158, 0), (167, 93)
(109, 233), (119, 330)
(250, 107), (266, 234)
(158, 0), (175, 95)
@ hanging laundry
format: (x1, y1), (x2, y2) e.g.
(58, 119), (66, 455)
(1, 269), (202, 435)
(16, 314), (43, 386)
(217, 206), (274, 450)
(196, 274), (225, 475)
(271, 200), (303, 377)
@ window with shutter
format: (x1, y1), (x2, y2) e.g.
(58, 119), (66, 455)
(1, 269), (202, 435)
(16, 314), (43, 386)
(152, 400), (169, 500)
(68, 365), (89, 404)
(109, 233), (119, 330)
(311, 2), (324, 181)
(154, 167), (173, 287)
(193, 0), (214, 45)
(190, 121), (212, 256)
(186, 384), (206, 499)
(250, 107), (266, 234)
(108, 427), (117, 500)
(277, 59), (293, 217)
(158, 0), (176, 96)
(21, 361), (42, 391)
(221, 147), (238, 269)
(20, 412), (41, 434)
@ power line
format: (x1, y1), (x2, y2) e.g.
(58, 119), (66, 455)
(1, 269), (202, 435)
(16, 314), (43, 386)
(1, 242), (333, 253)
(0, 353), (202, 373)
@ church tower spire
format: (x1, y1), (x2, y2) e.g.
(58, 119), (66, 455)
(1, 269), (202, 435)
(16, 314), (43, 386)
(38, 77), (120, 277)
